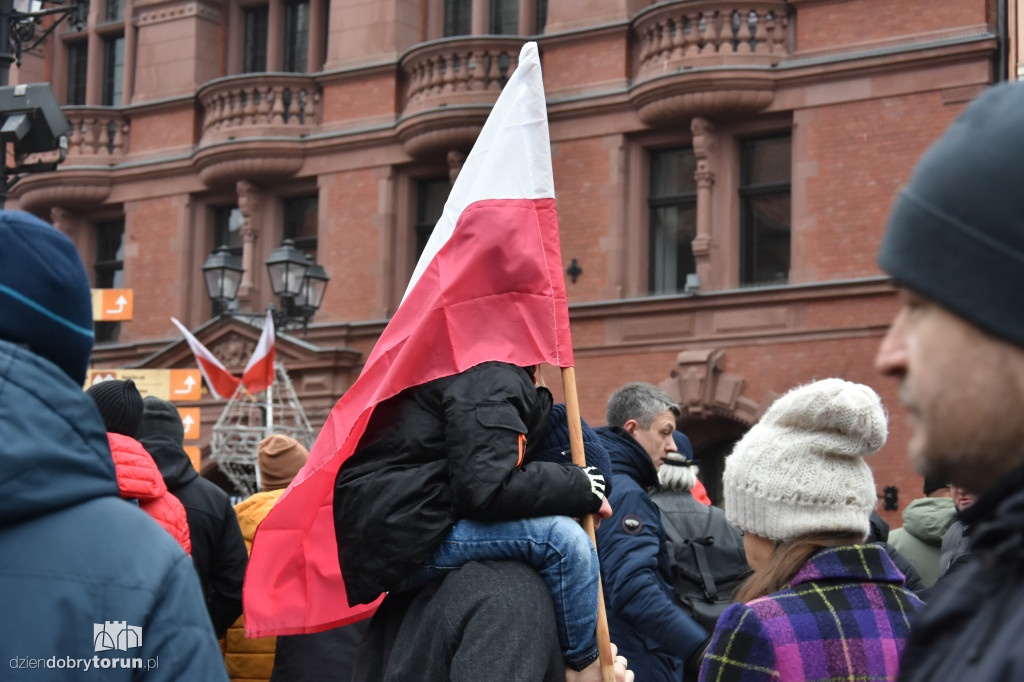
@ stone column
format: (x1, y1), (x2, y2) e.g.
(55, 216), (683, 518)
(691, 117), (716, 287)
(236, 179), (262, 301)
(447, 149), (466, 183)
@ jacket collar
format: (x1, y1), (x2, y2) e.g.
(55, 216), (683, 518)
(790, 544), (907, 587)
(596, 426), (659, 489)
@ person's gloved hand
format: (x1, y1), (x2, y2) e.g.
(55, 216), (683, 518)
(583, 465), (606, 508)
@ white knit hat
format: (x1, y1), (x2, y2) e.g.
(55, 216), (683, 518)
(723, 378), (886, 543)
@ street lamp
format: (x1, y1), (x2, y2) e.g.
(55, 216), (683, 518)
(202, 239), (330, 331)
(201, 245), (244, 309)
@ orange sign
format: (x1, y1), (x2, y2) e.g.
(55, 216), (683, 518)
(169, 369), (201, 401)
(85, 369), (202, 403)
(183, 446), (201, 472)
(178, 407), (201, 441)
(91, 289), (133, 321)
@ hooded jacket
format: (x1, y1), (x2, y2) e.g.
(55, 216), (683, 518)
(334, 362), (597, 606)
(0, 339), (227, 680)
(595, 426), (708, 682)
(897, 461), (1024, 681)
(888, 497), (956, 587)
(139, 434), (248, 638)
(107, 432), (191, 554)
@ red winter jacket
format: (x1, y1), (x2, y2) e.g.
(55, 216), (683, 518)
(107, 433), (192, 555)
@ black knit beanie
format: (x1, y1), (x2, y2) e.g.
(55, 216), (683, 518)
(879, 82), (1024, 349)
(923, 475), (949, 496)
(135, 395), (185, 445)
(86, 379), (144, 437)
(530, 403), (613, 498)
(0, 210), (94, 384)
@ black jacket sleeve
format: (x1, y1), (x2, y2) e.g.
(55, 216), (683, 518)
(442, 363), (597, 521)
(207, 499), (248, 637)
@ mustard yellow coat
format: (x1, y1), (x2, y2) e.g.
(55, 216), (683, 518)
(224, 489), (283, 682)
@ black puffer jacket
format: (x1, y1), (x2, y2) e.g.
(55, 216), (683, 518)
(898, 460), (1024, 681)
(334, 362), (598, 606)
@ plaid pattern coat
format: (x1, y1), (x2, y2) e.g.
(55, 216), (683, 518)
(699, 544), (923, 682)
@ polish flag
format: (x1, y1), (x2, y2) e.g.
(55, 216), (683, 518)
(243, 41), (574, 637)
(170, 317), (241, 400)
(241, 311), (276, 394)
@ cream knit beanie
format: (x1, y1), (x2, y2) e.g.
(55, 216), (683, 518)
(723, 378), (886, 543)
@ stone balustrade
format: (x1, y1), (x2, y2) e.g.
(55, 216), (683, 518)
(634, 0), (791, 78)
(400, 37), (524, 116)
(198, 74), (320, 145)
(63, 108), (130, 162)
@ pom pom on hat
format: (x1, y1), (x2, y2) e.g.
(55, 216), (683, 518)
(0, 210), (94, 384)
(87, 379), (144, 437)
(258, 434), (309, 491)
(723, 378), (886, 543)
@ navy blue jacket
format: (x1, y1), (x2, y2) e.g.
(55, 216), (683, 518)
(0, 339), (228, 680)
(595, 426), (708, 682)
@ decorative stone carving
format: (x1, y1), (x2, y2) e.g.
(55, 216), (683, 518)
(209, 335), (256, 371)
(658, 348), (772, 425)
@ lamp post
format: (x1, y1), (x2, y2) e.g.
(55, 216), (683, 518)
(201, 239), (330, 331)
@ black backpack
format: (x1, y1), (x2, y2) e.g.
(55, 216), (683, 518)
(659, 501), (752, 633)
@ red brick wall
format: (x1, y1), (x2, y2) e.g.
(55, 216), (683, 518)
(124, 196), (187, 339)
(320, 73), (397, 124)
(129, 108), (197, 153)
(318, 169), (382, 321)
(801, 93), (967, 281)
(795, 0), (991, 52)
(553, 138), (613, 304)
(541, 35), (629, 92)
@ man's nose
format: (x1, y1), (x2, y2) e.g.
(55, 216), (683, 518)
(875, 315), (907, 376)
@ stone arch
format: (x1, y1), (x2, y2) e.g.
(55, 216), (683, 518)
(659, 348), (777, 504)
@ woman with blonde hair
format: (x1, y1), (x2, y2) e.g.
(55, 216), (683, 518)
(699, 378), (923, 682)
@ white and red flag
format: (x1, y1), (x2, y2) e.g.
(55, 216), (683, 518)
(242, 41), (574, 637)
(170, 317), (241, 400)
(241, 311), (276, 394)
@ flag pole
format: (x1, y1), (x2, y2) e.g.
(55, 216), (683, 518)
(561, 366), (616, 682)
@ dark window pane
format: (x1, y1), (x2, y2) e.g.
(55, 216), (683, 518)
(102, 36), (125, 106)
(740, 135), (791, 286)
(535, 0), (547, 34)
(95, 219), (125, 343)
(284, 0), (310, 73)
(648, 147), (697, 294)
(490, 0), (518, 34)
(66, 42), (88, 105)
(444, 0), (471, 37)
(244, 6), (269, 73)
(213, 206), (244, 254)
(283, 194), (318, 260)
(416, 178), (450, 258)
(105, 0), (123, 22)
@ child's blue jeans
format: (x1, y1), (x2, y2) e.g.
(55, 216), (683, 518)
(400, 515), (600, 671)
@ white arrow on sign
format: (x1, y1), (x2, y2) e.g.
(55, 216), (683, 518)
(105, 295), (128, 314)
(182, 414), (195, 435)
(173, 375), (197, 394)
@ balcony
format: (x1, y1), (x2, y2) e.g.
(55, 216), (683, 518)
(396, 36), (523, 158)
(194, 73), (319, 187)
(63, 108), (131, 165)
(629, 0), (791, 126)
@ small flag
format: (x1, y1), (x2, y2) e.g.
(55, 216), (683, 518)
(170, 318), (241, 400)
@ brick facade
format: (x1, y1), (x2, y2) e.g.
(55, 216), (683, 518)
(8, 0), (1007, 523)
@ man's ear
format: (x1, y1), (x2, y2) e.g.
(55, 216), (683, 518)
(622, 419), (639, 436)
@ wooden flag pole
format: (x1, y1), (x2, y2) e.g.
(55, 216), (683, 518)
(561, 366), (616, 682)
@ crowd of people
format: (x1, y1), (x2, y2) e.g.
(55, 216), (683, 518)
(2, 79), (1024, 681)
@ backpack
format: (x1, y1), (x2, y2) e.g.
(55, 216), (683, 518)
(658, 500), (752, 633)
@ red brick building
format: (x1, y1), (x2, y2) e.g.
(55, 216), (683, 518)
(6, 0), (1017, 520)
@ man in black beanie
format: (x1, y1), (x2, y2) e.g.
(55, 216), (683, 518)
(875, 81), (1024, 681)
(137, 395), (248, 638)
(0, 210), (227, 678)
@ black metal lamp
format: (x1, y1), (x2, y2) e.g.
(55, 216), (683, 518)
(264, 239), (309, 300)
(202, 245), (244, 308)
(294, 258), (329, 321)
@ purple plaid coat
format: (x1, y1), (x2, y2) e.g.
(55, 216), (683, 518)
(699, 544), (924, 682)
